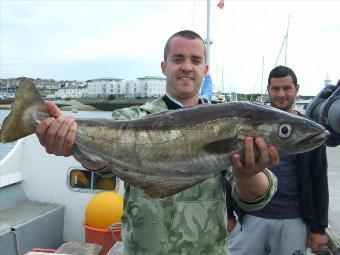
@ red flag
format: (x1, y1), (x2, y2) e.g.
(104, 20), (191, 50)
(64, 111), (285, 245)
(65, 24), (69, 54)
(217, 0), (224, 9)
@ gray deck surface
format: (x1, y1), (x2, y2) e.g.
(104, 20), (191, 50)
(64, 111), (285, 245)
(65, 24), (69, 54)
(327, 146), (340, 238)
(0, 200), (59, 226)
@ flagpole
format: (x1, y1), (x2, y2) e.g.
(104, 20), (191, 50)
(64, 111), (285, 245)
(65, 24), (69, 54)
(206, 0), (211, 67)
(201, 0), (218, 102)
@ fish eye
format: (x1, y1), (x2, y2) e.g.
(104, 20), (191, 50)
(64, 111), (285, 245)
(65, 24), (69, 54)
(278, 123), (292, 138)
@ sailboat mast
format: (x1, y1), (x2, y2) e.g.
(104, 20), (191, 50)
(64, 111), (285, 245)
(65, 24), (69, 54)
(284, 14), (290, 65)
(274, 14), (291, 67)
(222, 68), (224, 93)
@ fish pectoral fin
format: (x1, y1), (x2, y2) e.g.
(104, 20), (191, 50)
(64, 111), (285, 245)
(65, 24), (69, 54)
(203, 138), (238, 154)
(116, 170), (207, 198)
(142, 179), (205, 198)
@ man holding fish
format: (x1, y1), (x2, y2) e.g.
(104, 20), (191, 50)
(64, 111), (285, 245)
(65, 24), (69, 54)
(27, 30), (322, 255)
(27, 31), (278, 254)
(226, 66), (329, 255)
(30, 30), (280, 254)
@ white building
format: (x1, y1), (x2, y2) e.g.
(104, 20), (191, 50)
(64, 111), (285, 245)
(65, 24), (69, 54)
(136, 76), (166, 98)
(55, 84), (86, 99)
(124, 80), (138, 98)
(86, 78), (124, 99)
(54, 76), (166, 99)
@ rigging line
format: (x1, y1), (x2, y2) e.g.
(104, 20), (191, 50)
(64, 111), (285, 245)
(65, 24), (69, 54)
(251, 66), (260, 99)
(251, 57), (264, 102)
(274, 14), (291, 67)
(274, 35), (286, 67)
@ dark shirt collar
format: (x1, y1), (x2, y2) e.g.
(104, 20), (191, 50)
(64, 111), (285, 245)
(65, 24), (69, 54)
(162, 94), (205, 110)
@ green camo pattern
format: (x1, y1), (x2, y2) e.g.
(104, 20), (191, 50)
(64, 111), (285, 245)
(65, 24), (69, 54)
(104, 97), (278, 255)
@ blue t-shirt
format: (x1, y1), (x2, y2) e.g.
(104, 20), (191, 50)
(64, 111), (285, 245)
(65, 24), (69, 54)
(250, 154), (300, 219)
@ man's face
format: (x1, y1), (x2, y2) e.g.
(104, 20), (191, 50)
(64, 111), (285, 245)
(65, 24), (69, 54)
(267, 75), (299, 112)
(161, 36), (208, 101)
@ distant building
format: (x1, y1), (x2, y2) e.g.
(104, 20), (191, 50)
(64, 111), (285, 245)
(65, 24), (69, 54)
(136, 76), (166, 98)
(55, 83), (86, 99)
(125, 80), (138, 98)
(84, 76), (165, 99)
(0, 78), (18, 98)
(34, 78), (61, 90)
(86, 77), (124, 99)
(0, 76), (166, 100)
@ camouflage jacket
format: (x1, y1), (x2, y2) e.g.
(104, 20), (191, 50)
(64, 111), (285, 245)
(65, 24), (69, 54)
(103, 97), (277, 255)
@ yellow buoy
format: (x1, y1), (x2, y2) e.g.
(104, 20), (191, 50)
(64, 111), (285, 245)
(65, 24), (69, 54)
(85, 191), (123, 229)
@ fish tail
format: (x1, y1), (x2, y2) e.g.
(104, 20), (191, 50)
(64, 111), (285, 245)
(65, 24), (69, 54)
(0, 77), (48, 143)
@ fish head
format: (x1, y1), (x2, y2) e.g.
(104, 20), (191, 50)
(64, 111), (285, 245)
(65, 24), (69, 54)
(236, 103), (329, 155)
(265, 115), (329, 155)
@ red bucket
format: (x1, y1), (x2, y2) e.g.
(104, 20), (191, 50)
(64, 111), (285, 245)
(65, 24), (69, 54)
(26, 249), (56, 254)
(84, 224), (122, 255)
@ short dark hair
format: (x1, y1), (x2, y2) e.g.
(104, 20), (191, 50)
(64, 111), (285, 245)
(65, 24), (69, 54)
(268, 65), (298, 86)
(163, 30), (206, 62)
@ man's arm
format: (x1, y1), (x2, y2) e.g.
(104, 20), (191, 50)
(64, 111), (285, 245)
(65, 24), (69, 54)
(232, 137), (279, 202)
(35, 101), (148, 171)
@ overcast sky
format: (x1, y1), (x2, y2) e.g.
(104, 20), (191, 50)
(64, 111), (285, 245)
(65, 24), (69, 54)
(1, 0), (339, 96)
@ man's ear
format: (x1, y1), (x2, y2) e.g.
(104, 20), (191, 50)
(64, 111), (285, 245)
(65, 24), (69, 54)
(204, 64), (209, 76)
(161, 61), (167, 75)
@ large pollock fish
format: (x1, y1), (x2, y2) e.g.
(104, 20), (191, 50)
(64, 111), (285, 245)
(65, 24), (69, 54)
(0, 78), (329, 198)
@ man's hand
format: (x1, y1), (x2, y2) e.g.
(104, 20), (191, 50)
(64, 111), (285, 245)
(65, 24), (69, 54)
(35, 101), (76, 157)
(232, 137), (278, 178)
(232, 137), (279, 201)
(307, 232), (327, 253)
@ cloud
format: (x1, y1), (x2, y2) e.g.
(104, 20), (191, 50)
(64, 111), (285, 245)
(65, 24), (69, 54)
(1, 0), (340, 96)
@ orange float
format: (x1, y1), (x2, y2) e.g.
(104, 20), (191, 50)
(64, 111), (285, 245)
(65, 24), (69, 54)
(85, 191), (123, 229)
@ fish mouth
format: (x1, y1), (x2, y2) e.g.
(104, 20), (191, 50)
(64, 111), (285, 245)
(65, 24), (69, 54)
(312, 130), (330, 143)
(296, 130), (330, 149)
